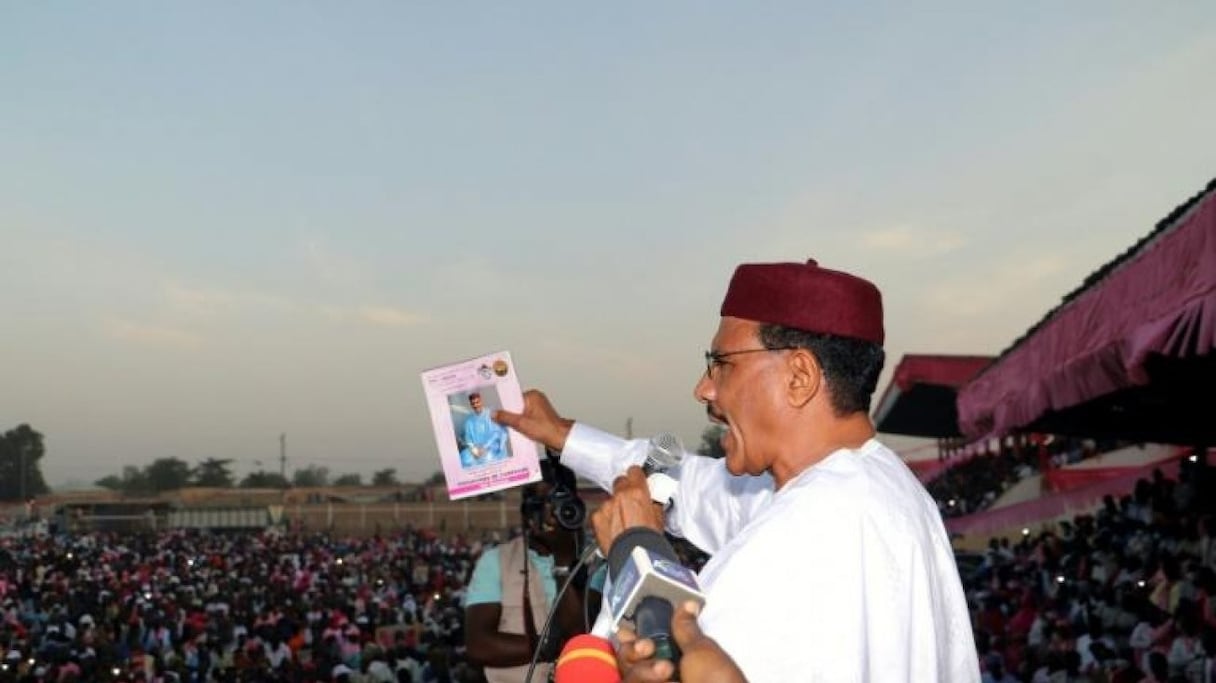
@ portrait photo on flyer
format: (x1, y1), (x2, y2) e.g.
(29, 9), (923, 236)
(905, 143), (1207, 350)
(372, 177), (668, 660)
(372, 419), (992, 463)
(419, 351), (542, 500)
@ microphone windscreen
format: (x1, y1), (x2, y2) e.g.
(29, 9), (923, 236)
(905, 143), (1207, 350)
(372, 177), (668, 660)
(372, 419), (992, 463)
(644, 433), (684, 474)
(554, 634), (620, 683)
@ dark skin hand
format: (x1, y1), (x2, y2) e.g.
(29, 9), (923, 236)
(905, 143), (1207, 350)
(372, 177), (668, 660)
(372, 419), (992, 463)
(591, 467), (666, 555)
(619, 600), (748, 683)
(493, 390), (574, 452)
(497, 391), (665, 555)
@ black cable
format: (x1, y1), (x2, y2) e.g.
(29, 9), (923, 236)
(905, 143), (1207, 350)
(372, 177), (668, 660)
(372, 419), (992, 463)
(575, 527), (596, 633)
(523, 542), (599, 683)
(583, 565), (593, 634)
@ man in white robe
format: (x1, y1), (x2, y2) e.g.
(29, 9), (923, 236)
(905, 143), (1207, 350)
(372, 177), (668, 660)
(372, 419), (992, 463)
(498, 258), (979, 682)
(460, 392), (509, 467)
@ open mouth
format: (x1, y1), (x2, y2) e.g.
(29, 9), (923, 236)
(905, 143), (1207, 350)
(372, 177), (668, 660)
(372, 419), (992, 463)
(706, 404), (728, 425)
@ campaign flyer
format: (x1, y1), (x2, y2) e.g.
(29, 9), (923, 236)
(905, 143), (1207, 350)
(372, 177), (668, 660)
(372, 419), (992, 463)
(420, 351), (541, 500)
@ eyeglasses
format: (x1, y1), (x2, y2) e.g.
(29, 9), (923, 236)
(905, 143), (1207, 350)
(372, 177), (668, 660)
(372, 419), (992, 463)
(703, 347), (795, 378)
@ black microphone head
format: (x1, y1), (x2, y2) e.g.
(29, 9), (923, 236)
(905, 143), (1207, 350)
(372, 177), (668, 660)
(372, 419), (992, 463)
(606, 527), (678, 580)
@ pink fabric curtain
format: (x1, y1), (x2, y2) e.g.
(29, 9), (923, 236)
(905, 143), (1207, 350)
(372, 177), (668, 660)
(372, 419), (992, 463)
(958, 186), (1216, 439)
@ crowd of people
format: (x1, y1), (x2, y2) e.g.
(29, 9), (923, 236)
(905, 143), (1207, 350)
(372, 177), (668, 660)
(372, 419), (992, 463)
(929, 437), (1107, 519)
(965, 452), (1216, 682)
(6, 455), (1209, 683)
(0, 526), (501, 683)
(8, 453), (1206, 683)
(0, 515), (715, 683)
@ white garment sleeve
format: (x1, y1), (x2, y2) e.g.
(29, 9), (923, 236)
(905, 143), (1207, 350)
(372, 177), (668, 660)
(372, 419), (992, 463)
(560, 423), (774, 556)
(558, 422), (650, 491)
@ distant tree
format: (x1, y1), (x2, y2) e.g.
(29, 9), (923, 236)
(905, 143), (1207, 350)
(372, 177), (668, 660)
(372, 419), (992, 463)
(372, 468), (399, 486)
(95, 459), (207, 496)
(292, 465), (330, 488)
(424, 470), (446, 486)
(193, 458), (235, 488)
(95, 475), (125, 491)
(118, 465), (152, 496)
(333, 473), (363, 486)
(0, 424), (50, 501)
(145, 457), (193, 493)
(697, 425), (727, 459)
(240, 471), (290, 488)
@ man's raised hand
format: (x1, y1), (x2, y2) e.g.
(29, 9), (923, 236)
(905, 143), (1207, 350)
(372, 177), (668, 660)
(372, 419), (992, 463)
(493, 389), (575, 452)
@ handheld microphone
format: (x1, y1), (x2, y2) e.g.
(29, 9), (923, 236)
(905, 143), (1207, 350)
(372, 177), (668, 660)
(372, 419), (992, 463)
(554, 634), (620, 683)
(643, 434), (684, 507)
(643, 433), (684, 475)
(605, 528), (705, 671)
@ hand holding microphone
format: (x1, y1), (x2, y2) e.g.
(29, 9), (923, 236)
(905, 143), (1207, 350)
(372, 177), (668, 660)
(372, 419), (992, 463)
(617, 601), (747, 683)
(588, 466), (695, 670)
(593, 430), (688, 549)
(592, 467), (667, 556)
(559, 603), (747, 683)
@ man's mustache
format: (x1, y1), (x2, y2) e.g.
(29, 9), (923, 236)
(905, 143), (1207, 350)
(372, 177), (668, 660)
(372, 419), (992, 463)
(706, 404), (727, 423)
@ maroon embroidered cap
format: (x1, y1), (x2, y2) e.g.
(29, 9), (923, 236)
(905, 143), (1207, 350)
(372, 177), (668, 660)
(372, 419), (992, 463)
(719, 258), (885, 345)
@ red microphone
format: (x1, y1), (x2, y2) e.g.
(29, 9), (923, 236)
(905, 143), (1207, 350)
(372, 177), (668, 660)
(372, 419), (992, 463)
(554, 634), (620, 683)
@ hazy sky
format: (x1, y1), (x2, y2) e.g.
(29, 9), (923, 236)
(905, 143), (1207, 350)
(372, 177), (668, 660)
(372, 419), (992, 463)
(3, 3), (1214, 488)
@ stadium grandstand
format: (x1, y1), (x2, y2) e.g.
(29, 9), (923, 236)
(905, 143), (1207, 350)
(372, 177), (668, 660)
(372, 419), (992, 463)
(879, 176), (1215, 681)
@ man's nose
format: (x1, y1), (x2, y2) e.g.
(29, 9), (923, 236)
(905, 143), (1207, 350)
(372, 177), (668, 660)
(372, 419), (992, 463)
(693, 372), (714, 404)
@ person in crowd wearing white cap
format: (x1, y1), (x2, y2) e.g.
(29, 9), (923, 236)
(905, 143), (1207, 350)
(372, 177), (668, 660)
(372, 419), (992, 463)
(332, 661), (354, 681)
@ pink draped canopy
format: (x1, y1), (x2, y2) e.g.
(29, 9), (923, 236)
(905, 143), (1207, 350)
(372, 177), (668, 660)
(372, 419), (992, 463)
(958, 179), (1216, 442)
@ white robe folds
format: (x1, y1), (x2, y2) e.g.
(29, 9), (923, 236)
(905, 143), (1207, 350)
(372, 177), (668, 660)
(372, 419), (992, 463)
(562, 423), (979, 683)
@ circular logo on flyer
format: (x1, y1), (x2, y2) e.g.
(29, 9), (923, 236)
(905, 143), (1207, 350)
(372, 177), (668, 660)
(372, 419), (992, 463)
(477, 364), (493, 380)
(493, 359), (509, 377)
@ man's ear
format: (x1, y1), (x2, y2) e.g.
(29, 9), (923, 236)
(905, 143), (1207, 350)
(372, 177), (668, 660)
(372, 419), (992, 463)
(787, 349), (821, 408)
